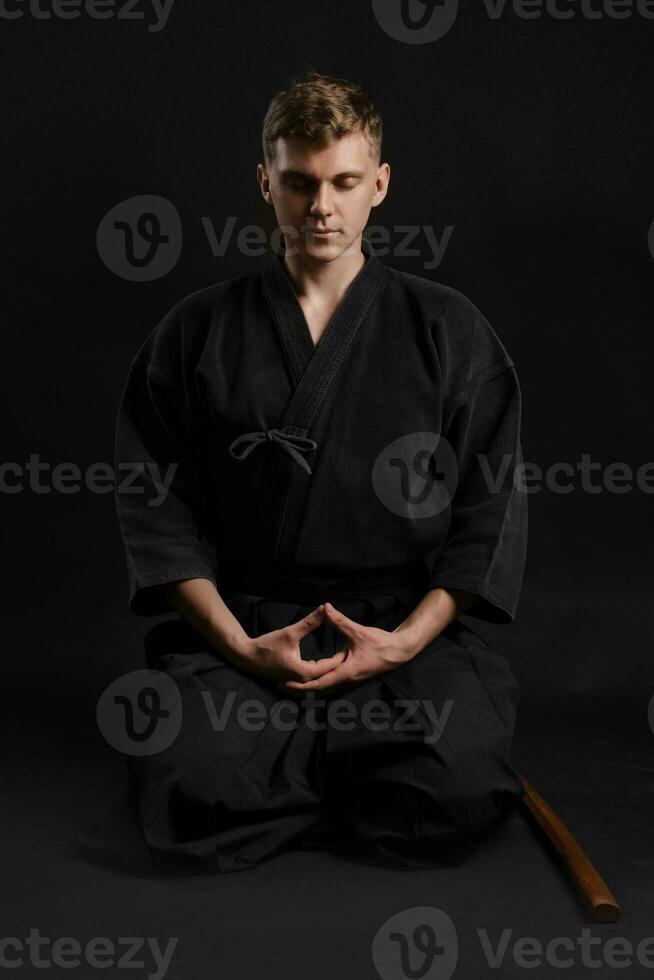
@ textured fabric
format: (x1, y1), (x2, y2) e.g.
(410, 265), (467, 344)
(130, 589), (522, 872)
(113, 238), (528, 624)
(113, 237), (528, 871)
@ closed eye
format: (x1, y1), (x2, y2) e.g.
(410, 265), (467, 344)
(282, 177), (362, 191)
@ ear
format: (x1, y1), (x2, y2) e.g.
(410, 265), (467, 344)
(256, 163), (273, 203)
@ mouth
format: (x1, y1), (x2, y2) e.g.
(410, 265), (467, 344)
(305, 227), (339, 237)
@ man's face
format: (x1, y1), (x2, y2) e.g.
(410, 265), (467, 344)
(258, 131), (390, 262)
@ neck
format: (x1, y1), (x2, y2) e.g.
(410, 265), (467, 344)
(281, 236), (367, 306)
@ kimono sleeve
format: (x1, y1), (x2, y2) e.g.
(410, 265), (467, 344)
(426, 363), (528, 624)
(113, 354), (218, 616)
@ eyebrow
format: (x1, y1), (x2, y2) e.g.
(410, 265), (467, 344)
(279, 169), (366, 180)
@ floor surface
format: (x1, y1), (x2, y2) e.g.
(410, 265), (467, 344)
(4, 586), (653, 979)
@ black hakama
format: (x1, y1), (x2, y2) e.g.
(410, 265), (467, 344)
(114, 237), (527, 872)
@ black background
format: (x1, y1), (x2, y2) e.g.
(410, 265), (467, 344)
(3, 2), (654, 977)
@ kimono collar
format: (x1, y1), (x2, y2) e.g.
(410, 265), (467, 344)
(227, 236), (386, 479)
(262, 234), (386, 378)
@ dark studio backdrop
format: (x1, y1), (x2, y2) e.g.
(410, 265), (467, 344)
(3, 0), (654, 975)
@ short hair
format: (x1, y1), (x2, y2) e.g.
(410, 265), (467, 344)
(262, 69), (383, 168)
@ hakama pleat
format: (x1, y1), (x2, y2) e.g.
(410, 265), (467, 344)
(128, 585), (522, 872)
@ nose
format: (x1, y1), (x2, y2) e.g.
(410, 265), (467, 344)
(309, 183), (334, 218)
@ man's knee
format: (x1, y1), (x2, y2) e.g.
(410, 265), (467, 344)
(334, 740), (518, 866)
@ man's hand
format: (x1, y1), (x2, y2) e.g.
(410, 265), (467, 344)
(276, 602), (416, 698)
(236, 604), (344, 684)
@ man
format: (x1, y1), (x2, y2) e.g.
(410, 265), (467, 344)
(114, 70), (527, 873)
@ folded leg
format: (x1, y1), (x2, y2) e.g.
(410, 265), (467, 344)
(323, 622), (522, 868)
(129, 624), (329, 873)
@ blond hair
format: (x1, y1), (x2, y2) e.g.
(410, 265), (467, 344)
(262, 69), (383, 166)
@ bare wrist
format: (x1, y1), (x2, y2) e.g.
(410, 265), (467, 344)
(231, 633), (254, 659)
(210, 624), (253, 663)
(392, 623), (425, 660)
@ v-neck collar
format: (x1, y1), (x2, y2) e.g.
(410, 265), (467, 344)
(254, 235), (387, 561)
(262, 236), (386, 387)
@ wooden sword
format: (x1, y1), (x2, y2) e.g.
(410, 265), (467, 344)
(519, 776), (621, 923)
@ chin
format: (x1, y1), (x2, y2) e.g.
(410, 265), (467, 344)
(303, 240), (344, 260)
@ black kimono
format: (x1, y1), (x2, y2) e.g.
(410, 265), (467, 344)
(113, 237), (527, 872)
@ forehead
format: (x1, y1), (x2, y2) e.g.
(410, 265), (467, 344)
(271, 131), (375, 174)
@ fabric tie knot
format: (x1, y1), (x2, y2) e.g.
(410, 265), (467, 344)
(228, 426), (318, 475)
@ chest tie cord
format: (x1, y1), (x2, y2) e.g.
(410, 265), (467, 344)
(228, 427), (318, 475)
